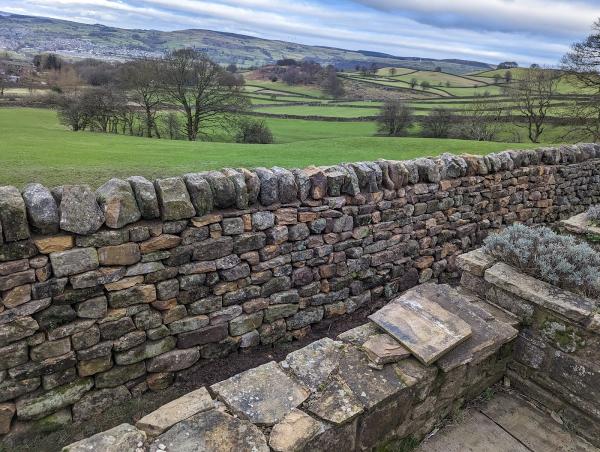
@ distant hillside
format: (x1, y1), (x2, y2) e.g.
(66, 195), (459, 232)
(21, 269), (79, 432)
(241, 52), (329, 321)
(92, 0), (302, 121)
(0, 13), (494, 74)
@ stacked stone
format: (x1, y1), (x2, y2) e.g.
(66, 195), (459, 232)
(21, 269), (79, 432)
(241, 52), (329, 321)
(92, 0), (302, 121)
(458, 249), (600, 447)
(0, 143), (599, 436)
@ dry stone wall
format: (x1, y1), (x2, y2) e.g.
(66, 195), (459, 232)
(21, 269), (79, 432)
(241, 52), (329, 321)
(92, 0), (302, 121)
(459, 249), (600, 447)
(0, 143), (600, 436)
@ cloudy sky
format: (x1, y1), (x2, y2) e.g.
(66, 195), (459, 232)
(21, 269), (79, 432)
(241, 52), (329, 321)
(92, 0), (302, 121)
(1, 0), (599, 65)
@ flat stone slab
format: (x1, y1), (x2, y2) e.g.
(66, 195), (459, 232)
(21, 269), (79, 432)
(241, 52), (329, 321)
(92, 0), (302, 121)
(484, 262), (596, 323)
(369, 288), (472, 365)
(305, 376), (363, 425)
(62, 423), (146, 452)
(417, 392), (595, 452)
(415, 284), (518, 372)
(362, 333), (411, 365)
(337, 322), (381, 346)
(281, 338), (344, 392)
(210, 361), (310, 426)
(136, 387), (214, 436)
(481, 393), (597, 452)
(269, 409), (327, 452)
(417, 410), (530, 452)
(148, 409), (269, 452)
(337, 345), (407, 410)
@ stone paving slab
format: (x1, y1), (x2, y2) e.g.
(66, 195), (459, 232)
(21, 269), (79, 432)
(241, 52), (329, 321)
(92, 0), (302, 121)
(417, 392), (596, 452)
(369, 288), (472, 365)
(417, 410), (530, 452)
(210, 360), (310, 426)
(481, 393), (597, 452)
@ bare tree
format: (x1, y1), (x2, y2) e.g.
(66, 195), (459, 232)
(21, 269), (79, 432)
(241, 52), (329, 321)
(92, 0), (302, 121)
(421, 108), (453, 138)
(456, 94), (505, 141)
(120, 59), (162, 138)
(159, 49), (249, 141)
(389, 67), (397, 76)
(377, 99), (414, 136)
(505, 68), (559, 143)
(57, 91), (91, 131)
(562, 18), (600, 142)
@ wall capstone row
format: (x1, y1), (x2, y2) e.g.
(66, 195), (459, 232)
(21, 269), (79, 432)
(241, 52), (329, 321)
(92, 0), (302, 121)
(0, 143), (595, 239)
(0, 143), (599, 436)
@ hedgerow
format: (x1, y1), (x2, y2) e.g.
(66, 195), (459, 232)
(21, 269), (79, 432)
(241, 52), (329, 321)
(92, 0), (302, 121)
(483, 224), (600, 299)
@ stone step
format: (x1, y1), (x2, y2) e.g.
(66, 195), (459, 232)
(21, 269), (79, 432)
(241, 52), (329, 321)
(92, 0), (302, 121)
(411, 284), (518, 372)
(368, 286), (473, 366)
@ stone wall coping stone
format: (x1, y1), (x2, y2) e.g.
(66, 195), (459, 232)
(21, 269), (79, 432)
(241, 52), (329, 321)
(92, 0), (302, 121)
(484, 262), (597, 326)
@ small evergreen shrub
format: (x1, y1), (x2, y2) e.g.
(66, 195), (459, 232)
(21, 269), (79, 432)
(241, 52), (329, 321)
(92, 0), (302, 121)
(483, 224), (600, 299)
(586, 205), (600, 225)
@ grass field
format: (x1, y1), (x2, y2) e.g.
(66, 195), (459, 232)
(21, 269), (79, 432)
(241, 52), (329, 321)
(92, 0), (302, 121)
(253, 105), (381, 118)
(0, 108), (545, 188)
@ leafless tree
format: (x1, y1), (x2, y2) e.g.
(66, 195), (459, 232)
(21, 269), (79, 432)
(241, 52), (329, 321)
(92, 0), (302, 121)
(456, 94), (505, 141)
(159, 49), (249, 141)
(562, 18), (600, 142)
(504, 68), (559, 143)
(421, 107), (453, 138)
(377, 99), (414, 136)
(119, 59), (162, 138)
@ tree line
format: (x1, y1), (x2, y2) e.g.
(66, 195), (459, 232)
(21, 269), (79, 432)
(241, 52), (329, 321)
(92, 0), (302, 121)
(55, 49), (273, 144)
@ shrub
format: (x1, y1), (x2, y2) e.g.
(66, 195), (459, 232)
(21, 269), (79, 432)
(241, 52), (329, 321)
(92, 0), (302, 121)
(235, 119), (274, 144)
(586, 205), (600, 225)
(483, 224), (600, 299)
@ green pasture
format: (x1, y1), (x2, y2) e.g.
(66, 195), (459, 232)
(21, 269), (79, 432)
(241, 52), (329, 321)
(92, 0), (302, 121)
(0, 108), (544, 188)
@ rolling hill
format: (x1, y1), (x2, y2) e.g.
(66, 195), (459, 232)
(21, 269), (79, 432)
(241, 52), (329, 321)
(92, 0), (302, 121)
(0, 12), (494, 74)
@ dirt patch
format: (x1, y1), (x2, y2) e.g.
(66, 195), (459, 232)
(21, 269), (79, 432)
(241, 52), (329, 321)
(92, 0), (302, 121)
(2, 304), (382, 452)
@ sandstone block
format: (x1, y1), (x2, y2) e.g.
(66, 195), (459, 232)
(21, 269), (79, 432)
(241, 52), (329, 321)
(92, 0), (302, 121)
(22, 183), (59, 234)
(136, 387), (213, 436)
(34, 235), (74, 254)
(16, 377), (93, 420)
(155, 177), (195, 221)
(127, 176), (160, 219)
(140, 234), (181, 253)
(59, 185), (105, 235)
(146, 347), (200, 372)
(50, 248), (98, 278)
(0, 402), (15, 434)
(62, 423), (146, 452)
(96, 178), (141, 228)
(0, 186), (29, 242)
(98, 242), (141, 266)
(72, 385), (131, 422)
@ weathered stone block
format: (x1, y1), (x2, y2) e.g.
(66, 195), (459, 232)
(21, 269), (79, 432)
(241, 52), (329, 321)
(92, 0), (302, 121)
(72, 385), (131, 422)
(0, 186), (29, 242)
(128, 176), (160, 220)
(50, 248), (98, 278)
(59, 185), (105, 235)
(96, 178), (141, 228)
(62, 423), (146, 452)
(16, 377), (93, 420)
(155, 177), (196, 221)
(22, 183), (59, 234)
(136, 387), (213, 436)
